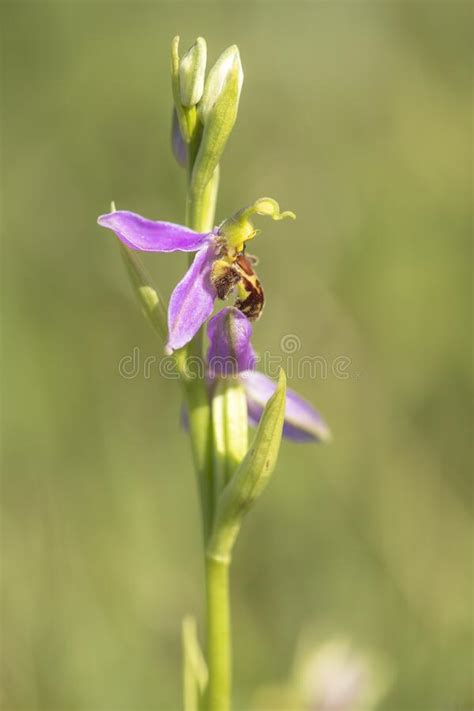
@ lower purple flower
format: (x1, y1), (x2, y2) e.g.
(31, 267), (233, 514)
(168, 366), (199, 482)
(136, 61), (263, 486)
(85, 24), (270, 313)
(206, 307), (330, 443)
(240, 370), (331, 443)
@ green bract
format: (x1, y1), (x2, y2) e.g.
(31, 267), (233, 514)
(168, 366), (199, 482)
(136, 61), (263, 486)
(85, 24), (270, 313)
(208, 369), (287, 562)
(119, 244), (168, 343)
(110, 202), (168, 343)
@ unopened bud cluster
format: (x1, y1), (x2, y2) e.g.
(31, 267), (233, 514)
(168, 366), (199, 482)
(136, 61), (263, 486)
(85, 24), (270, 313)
(171, 37), (244, 192)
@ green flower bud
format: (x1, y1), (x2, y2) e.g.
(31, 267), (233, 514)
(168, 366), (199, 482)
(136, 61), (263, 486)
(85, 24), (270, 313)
(170, 36), (189, 141)
(197, 45), (243, 124)
(179, 37), (207, 107)
(191, 46), (243, 194)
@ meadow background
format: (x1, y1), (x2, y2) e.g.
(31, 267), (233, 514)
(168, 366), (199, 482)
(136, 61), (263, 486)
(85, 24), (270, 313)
(2, 2), (472, 709)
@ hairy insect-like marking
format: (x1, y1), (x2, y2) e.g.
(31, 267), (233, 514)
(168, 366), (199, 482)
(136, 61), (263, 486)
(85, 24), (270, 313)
(211, 259), (241, 299)
(210, 250), (264, 320)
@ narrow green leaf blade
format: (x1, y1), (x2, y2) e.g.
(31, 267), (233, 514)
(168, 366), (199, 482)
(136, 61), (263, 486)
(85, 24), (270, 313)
(182, 615), (208, 711)
(119, 242), (168, 343)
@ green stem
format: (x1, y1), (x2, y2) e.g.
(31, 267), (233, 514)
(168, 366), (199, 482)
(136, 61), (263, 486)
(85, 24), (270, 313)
(186, 166), (219, 236)
(184, 378), (214, 542)
(183, 153), (219, 540)
(205, 554), (231, 711)
(183, 127), (231, 710)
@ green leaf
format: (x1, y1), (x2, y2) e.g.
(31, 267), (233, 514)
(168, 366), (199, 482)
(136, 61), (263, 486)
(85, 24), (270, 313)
(207, 370), (287, 561)
(182, 615), (208, 711)
(118, 242), (168, 343)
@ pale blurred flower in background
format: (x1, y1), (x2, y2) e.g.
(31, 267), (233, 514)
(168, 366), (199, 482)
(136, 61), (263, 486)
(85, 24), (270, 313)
(298, 638), (391, 711)
(252, 635), (392, 711)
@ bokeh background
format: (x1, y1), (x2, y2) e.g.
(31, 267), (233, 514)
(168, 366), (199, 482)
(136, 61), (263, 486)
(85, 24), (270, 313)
(2, 2), (472, 710)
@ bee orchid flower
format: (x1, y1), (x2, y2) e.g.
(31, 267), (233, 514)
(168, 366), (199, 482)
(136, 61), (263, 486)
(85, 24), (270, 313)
(207, 308), (331, 443)
(100, 36), (332, 711)
(98, 198), (294, 351)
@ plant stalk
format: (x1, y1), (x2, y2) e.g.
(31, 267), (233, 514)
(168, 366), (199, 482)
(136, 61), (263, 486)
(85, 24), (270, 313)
(184, 131), (219, 540)
(205, 554), (231, 711)
(184, 126), (231, 710)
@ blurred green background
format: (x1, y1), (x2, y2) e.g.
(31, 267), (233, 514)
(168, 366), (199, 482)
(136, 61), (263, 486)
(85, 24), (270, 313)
(2, 2), (472, 710)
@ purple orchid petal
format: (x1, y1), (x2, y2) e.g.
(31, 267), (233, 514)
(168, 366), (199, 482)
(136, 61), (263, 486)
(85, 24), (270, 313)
(97, 211), (210, 252)
(241, 370), (330, 443)
(207, 307), (257, 377)
(167, 244), (217, 350)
